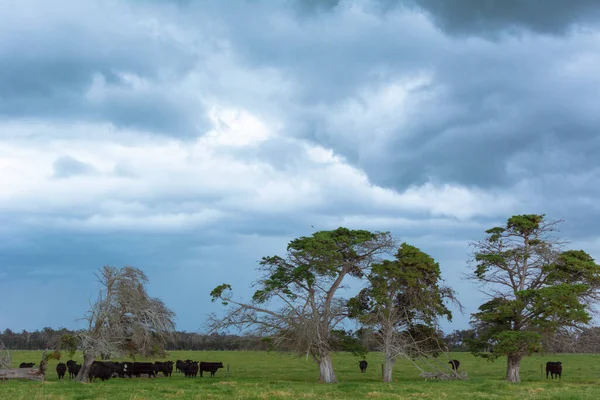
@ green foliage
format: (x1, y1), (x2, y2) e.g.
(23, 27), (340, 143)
(255, 228), (392, 303)
(350, 242), (453, 327)
(348, 243), (455, 369)
(59, 334), (78, 358)
(469, 214), (600, 376)
(331, 329), (368, 359)
(210, 284), (233, 305)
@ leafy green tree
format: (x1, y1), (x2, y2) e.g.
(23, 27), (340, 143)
(348, 243), (459, 382)
(468, 214), (600, 382)
(210, 227), (395, 383)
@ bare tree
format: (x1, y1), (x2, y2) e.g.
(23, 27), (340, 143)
(210, 228), (395, 383)
(0, 341), (10, 369)
(74, 266), (176, 382)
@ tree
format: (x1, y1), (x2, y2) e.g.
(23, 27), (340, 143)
(0, 341), (10, 369)
(348, 243), (459, 382)
(210, 227), (395, 383)
(73, 266), (176, 382)
(467, 214), (600, 382)
(444, 329), (476, 352)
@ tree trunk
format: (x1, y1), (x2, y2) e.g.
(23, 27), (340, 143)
(383, 355), (395, 382)
(75, 352), (96, 383)
(0, 368), (45, 381)
(506, 354), (522, 382)
(318, 353), (337, 383)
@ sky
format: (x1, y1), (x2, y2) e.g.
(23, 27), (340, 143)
(2, 0), (600, 334)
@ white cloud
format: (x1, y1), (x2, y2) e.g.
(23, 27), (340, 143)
(0, 108), (519, 234)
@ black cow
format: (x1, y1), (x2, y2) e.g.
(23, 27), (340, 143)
(546, 361), (562, 379)
(176, 359), (184, 373)
(71, 364), (81, 378)
(67, 360), (77, 378)
(132, 362), (156, 378)
(121, 361), (134, 378)
(66, 360), (81, 378)
(448, 360), (460, 370)
(154, 361), (164, 376)
(176, 359), (192, 373)
(103, 361), (124, 378)
(359, 360), (368, 373)
(182, 361), (199, 377)
(153, 361), (174, 377)
(19, 362), (35, 368)
(162, 361), (174, 377)
(56, 362), (67, 379)
(89, 361), (113, 382)
(199, 361), (224, 377)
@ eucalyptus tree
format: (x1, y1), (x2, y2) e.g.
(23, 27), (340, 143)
(468, 214), (600, 382)
(348, 243), (459, 382)
(210, 227), (395, 383)
(74, 266), (176, 382)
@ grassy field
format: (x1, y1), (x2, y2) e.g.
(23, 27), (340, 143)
(1, 351), (600, 399)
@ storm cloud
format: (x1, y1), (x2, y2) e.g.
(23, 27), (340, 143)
(1, 0), (600, 332)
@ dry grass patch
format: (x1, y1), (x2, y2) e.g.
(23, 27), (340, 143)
(261, 390), (295, 398)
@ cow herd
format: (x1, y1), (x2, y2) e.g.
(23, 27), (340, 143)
(38, 359), (224, 381)
(18, 357), (565, 381)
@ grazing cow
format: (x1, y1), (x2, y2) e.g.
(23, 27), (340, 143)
(56, 362), (67, 379)
(546, 361), (562, 379)
(66, 360), (77, 378)
(103, 361), (124, 378)
(132, 362), (156, 378)
(359, 360), (368, 373)
(176, 359), (184, 373)
(182, 361), (199, 378)
(89, 361), (113, 382)
(19, 362), (35, 368)
(199, 361), (224, 377)
(71, 364), (82, 378)
(448, 360), (460, 370)
(154, 361), (164, 376)
(162, 361), (174, 377)
(176, 359), (192, 373)
(121, 361), (134, 378)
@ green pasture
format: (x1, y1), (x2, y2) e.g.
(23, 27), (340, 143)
(1, 351), (600, 399)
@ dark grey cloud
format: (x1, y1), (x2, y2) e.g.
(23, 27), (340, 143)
(0, 0), (209, 137)
(289, 0), (600, 36)
(408, 0), (600, 37)
(172, 0), (600, 193)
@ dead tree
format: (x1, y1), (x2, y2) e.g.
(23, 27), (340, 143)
(0, 341), (10, 370)
(74, 266), (176, 382)
(0, 350), (49, 382)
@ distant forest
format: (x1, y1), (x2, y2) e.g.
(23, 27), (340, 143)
(3, 327), (600, 354)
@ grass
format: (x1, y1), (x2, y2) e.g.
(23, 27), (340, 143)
(2, 351), (600, 399)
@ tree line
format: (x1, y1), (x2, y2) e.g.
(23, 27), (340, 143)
(6, 326), (600, 354)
